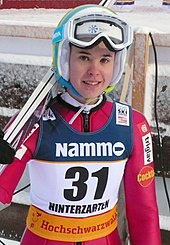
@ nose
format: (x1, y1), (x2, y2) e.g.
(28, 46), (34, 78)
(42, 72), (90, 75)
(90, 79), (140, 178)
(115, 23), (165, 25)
(87, 61), (100, 76)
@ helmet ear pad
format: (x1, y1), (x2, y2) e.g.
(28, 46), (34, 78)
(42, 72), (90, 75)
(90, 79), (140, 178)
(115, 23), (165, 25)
(57, 39), (127, 91)
(59, 40), (70, 81)
(54, 40), (81, 96)
(111, 48), (127, 86)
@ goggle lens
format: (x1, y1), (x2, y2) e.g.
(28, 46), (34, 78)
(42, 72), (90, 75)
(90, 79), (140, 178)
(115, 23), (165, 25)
(75, 20), (123, 45)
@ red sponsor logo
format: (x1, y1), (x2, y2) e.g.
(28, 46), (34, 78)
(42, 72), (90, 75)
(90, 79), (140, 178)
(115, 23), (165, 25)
(137, 121), (149, 136)
(137, 166), (154, 187)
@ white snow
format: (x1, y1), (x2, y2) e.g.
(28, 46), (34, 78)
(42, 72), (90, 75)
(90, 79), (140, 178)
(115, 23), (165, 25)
(114, 1), (170, 33)
(0, 107), (19, 117)
(0, 53), (51, 66)
(0, 0), (169, 34)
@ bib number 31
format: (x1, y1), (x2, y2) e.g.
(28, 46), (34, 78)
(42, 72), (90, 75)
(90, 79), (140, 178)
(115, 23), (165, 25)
(64, 166), (109, 201)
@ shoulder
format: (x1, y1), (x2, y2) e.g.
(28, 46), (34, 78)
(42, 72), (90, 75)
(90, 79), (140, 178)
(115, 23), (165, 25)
(132, 109), (150, 128)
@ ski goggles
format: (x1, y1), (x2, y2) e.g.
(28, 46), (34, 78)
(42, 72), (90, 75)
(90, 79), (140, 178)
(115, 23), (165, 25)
(53, 14), (133, 51)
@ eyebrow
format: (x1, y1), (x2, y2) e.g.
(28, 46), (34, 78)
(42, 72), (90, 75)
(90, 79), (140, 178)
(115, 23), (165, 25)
(78, 50), (113, 57)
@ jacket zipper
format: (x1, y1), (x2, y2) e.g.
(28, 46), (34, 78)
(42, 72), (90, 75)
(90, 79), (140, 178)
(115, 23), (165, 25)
(76, 112), (89, 245)
(83, 111), (90, 132)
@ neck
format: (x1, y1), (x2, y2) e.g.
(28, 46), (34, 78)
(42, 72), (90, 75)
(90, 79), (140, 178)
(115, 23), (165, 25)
(61, 92), (103, 112)
(67, 90), (103, 105)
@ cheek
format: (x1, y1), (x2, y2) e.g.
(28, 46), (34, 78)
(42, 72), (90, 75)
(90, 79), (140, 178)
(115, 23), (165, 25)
(69, 59), (86, 83)
(69, 64), (82, 83)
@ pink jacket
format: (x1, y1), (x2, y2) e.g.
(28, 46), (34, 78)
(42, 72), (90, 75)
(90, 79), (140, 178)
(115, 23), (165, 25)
(0, 95), (161, 245)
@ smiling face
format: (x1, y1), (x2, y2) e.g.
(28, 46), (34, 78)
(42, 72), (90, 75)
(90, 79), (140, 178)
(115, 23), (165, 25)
(68, 42), (115, 104)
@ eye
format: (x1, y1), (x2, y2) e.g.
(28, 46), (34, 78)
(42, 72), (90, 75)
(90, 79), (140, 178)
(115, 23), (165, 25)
(100, 57), (110, 64)
(79, 55), (89, 61)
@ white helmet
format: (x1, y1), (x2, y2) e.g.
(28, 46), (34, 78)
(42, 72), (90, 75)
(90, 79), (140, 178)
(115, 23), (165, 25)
(52, 4), (133, 96)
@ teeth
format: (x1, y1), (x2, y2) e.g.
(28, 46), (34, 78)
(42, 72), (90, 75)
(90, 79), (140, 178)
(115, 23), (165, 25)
(84, 81), (98, 85)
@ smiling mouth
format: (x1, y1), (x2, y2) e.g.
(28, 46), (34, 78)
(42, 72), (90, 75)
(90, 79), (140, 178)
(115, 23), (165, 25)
(83, 80), (101, 85)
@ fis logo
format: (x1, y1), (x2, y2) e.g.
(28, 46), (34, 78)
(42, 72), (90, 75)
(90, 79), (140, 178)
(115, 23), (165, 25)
(116, 103), (129, 126)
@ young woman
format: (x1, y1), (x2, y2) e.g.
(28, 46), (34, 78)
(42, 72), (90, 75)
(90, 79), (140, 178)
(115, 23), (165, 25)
(0, 4), (161, 245)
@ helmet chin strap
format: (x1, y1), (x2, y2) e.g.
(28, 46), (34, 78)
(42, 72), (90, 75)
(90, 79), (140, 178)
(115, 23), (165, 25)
(104, 83), (118, 94)
(55, 72), (81, 97)
(56, 65), (115, 125)
(55, 38), (122, 104)
(56, 70), (108, 99)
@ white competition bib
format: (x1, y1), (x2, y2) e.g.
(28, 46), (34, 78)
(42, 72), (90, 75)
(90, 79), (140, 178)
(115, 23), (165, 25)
(29, 159), (126, 217)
